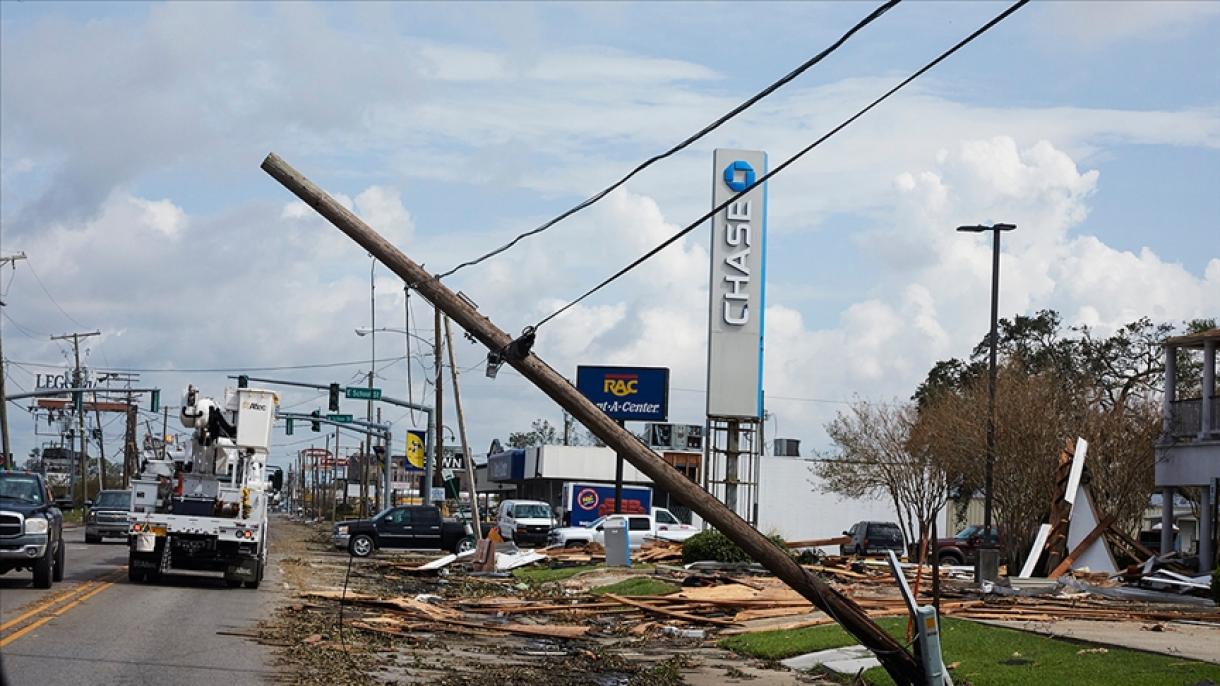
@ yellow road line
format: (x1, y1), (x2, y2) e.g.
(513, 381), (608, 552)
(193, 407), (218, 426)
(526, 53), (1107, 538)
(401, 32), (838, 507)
(0, 567), (125, 638)
(0, 580), (116, 649)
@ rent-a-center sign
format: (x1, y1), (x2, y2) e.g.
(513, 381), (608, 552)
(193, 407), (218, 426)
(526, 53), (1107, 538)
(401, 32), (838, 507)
(576, 366), (669, 422)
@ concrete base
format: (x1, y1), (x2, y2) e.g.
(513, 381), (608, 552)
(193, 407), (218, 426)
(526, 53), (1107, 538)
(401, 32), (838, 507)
(780, 645), (881, 675)
(976, 548), (1000, 583)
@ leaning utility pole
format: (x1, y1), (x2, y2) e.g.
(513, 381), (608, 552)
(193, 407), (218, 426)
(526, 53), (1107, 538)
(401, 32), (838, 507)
(92, 391), (107, 491)
(50, 330), (101, 504)
(445, 316), (481, 539)
(431, 303), (444, 505)
(0, 252), (27, 468)
(262, 153), (921, 683)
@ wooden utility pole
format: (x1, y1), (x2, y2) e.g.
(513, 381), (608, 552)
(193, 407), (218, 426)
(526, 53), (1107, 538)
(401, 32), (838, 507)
(261, 153), (921, 684)
(92, 391), (107, 491)
(124, 392), (138, 487)
(432, 304), (444, 505)
(50, 330), (100, 504)
(0, 252), (27, 468)
(445, 316), (481, 540)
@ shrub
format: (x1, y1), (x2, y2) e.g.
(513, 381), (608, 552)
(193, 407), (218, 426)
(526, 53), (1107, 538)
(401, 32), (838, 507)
(682, 529), (790, 563)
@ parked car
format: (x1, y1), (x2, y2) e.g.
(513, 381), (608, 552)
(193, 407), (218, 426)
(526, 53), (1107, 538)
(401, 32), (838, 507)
(547, 508), (696, 549)
(0, 470), (65, 588)
(840, 521), (905, 557)
(496, 499), (555, 546)
(936, 525), (1000, 565)
(333, 505), (474, 557)
(85, 489), (132, 543)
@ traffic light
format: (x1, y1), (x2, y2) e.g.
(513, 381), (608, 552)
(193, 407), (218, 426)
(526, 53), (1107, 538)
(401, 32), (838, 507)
(328, 383), (340, 412)
(310, 410), (321, 432)
(238, 375), (249, 388)
(285, 418), (294, 436)
(150, 389), (160, 413)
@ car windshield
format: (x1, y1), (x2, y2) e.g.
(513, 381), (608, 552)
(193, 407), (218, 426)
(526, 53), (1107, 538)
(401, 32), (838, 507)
(584, 517), (606, 529)
(95, 491), (131, 509)
(954, 526), (981, 539)
(512, 504), (552, 519)
(0, 475), (43, 503)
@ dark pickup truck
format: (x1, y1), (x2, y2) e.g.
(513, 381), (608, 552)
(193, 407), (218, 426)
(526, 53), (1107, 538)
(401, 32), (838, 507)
(333, 505), (475, 557)
(0, 470), (66, 588)
(936, 525), (1001, 565)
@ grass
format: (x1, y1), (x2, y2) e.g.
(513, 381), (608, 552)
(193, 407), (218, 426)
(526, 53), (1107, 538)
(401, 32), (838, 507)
(590, 577), (680, 597)
(720, 616), (1220, 686)
(512, 564), (600, 584)
(61, 508), (85, 526)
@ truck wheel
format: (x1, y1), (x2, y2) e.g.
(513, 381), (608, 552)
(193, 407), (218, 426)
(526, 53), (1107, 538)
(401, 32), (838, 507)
(226, 578), (243, 588)
(938, 552), (963, 566)
(349, 534), (374, 558)
(453, 536), (476, 555)
(244, 560), (263, 589)
(53, 539), (65, 582)
(33, 544), (54, 588)
(128, 565), (145, 583)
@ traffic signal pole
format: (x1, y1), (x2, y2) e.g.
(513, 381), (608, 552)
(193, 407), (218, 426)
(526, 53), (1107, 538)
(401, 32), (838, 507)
(262, 152), (922, 685)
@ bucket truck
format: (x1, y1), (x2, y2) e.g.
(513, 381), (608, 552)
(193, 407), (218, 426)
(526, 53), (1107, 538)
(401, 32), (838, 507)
(127, 385), (279, 588)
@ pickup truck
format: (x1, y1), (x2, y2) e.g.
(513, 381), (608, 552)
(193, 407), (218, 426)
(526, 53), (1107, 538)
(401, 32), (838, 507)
(85, 489), (132, 543)
(0, 470), (66, 588)
(547, 508), (696, 549)
(333, 504), (475, 557)
(936, 525), (1001, 565)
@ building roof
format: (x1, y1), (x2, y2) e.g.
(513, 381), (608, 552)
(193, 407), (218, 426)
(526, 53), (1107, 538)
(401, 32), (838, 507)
(1164, 328), (1220, 349)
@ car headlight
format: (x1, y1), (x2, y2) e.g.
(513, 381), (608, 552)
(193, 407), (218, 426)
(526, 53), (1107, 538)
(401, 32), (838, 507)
(337, 526), (349, 535)
(24, 517), (50, 535)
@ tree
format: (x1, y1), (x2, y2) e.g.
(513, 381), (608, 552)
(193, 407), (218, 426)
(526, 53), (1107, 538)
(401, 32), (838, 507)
(910, 312), (1205, 567)
(815, 401), (957, 561)
(22, 447), (42, 472)
(507, 418), (561, 448)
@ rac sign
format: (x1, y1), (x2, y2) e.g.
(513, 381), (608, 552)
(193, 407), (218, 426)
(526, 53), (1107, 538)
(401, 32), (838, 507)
(576, 366), (669, 422)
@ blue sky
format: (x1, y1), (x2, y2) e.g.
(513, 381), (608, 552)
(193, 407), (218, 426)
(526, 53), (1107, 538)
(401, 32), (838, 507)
(1, 1), (1217, 471)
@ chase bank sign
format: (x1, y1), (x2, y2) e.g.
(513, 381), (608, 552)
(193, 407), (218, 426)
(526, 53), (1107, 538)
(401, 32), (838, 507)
(707, 149), (766, 419)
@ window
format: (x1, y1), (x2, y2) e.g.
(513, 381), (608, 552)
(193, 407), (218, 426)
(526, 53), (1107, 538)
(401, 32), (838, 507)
(628, 517), (651, 531)
(655, 510), (678, 525)
(413, 507), (440, 524)
(385, 508), (411, 525)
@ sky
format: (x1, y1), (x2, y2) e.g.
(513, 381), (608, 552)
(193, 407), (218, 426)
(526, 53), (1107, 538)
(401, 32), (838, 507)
(1, 1), (1218, 475)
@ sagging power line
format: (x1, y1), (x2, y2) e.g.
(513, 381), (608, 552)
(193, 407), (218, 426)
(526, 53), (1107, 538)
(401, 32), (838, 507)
(526, 0), (1030, 336)
(437, 0), (903, 279)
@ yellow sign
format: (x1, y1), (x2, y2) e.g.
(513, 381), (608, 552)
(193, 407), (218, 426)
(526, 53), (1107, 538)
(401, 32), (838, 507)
(405, 430), (427, 469)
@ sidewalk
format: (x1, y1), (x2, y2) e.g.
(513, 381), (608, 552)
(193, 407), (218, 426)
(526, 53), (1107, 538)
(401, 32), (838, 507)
(977, 618), (1220, 664)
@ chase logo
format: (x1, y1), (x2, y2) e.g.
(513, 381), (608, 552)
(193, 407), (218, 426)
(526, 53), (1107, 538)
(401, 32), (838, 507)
(603, 373), (639, 397)
(723, 160), (755, 192)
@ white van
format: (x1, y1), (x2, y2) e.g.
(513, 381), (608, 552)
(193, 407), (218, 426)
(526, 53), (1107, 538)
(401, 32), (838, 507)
(496, 499), (555, 546)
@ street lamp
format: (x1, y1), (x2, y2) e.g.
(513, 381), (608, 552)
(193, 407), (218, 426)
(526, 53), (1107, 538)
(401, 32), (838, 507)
(956, 221), (1015, 583)
(355, 327), (434, 349)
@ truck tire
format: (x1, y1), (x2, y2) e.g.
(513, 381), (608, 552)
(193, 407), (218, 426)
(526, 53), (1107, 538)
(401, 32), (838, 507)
(453, 536), (476, 555)
(349, 534), (374, 558)
(128, 565), (145, 583)
(33, 544), (54, 588)
(226, 578), (243, 588)
(938, 551), (963, 566)
(53, 539), (65, 582)
(85, 533), (101, 544)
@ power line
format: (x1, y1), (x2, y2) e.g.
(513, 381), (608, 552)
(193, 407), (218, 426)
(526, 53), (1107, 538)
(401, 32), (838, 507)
(8, 355), (410, 374)
(529, 0), (1029, 333)
(24, 260), (89, 330)
(436, 0), (903, 279)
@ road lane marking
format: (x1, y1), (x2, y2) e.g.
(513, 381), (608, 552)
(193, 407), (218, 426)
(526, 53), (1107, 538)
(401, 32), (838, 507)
(0, 579), (117, 648)
(0, 568), (125, 644)
(0, 581), (100, 633)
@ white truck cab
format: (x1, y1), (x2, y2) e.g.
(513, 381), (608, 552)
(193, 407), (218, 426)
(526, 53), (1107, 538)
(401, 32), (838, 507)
(496, 499), (555, 546)
(548, 507), (695, 549)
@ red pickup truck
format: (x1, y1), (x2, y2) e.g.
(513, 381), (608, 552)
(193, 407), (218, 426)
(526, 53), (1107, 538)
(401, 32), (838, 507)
(936, 525), (1000, 565)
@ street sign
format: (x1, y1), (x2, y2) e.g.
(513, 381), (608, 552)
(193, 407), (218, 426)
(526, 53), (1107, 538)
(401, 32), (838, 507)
(327, 414), (353, 423)
(575, 365), (669, 422)
(345, 387), (382, 401)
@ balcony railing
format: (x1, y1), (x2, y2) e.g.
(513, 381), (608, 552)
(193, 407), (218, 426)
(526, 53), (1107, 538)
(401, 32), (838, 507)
(1168, 396), (1220, 438)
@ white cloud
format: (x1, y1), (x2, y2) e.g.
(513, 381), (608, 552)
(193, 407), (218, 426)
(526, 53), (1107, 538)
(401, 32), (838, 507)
(1043, 1), (1220, 49)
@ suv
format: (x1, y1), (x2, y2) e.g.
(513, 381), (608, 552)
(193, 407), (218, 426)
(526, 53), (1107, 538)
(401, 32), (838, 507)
(0, 471), (66, 588)
(85, 489), (132, 543)
(840, 521), (905, 557)
(496, 499), (555, 546)
(936, 525), (1000, 565)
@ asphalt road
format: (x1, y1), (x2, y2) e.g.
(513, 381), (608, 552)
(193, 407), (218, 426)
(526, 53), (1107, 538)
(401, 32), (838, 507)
(0, 525), (282, 685)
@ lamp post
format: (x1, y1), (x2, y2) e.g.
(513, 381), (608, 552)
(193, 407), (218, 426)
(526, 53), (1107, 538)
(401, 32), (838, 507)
(957, 222), (1015, 583)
